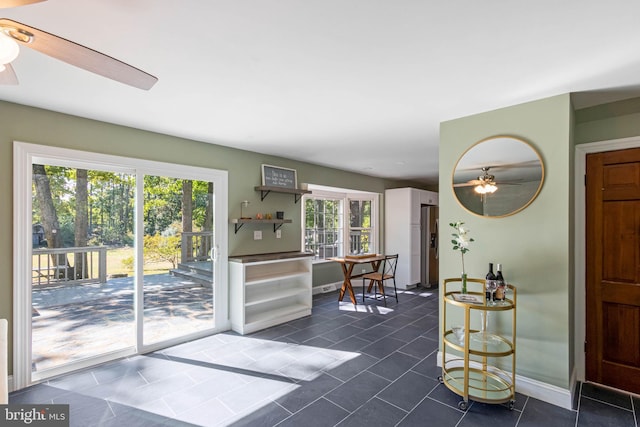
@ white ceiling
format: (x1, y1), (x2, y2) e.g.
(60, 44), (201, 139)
(2, 1), (640, 186)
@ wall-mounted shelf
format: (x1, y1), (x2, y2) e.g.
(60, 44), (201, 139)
(254, 186), (311, 203)
(231, 218), (293, 233)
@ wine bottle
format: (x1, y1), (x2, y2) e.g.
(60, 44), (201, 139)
(485, 263), (496, 301)
(495, 263), (505, 301)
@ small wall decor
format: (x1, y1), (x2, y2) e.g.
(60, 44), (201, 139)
(261, 164), (297, 189)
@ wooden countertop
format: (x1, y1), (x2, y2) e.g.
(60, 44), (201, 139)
(228, 251), (314, 263)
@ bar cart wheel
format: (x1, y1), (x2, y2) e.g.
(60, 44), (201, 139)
(458, 400), (468, 411)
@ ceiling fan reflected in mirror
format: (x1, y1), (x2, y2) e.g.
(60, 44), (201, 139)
(454, 167), (500, 194)
(0, 0), (157, 89)
(473, 167), (497, 194)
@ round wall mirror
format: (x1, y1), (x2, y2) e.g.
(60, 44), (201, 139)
(452, 136), (544, 217)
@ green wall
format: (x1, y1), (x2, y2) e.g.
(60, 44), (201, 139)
(0, 100), (424, 376)
(574, 96), (640, 144)
(439, 94), (574, 389)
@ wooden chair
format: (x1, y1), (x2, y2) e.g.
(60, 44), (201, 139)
(362, 254), (399, 306)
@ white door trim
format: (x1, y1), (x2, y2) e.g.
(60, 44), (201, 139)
(574, 136), (640, 385)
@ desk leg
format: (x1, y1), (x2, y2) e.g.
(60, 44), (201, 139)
(338, 263), (358, 304)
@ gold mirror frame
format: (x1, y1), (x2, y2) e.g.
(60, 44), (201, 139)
(452, 135), (544, 218)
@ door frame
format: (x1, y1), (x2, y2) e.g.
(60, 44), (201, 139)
(575, 135), (640, 384)
(13, 141), (229, 390)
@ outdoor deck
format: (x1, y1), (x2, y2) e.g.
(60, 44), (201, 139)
(32, 270), (214, 372)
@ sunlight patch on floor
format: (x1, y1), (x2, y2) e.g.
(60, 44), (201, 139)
(337, 301), (395, 314)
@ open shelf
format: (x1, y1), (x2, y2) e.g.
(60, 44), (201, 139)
(245, 270), (310, 286)
(231, 218), (292, 233)
(245, 288), (309, 307)
(245, 304), (310, 328)
(254, 185), (311, 203)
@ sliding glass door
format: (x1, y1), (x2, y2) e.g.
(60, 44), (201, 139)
(31, 166), (137, 373)
(14, 143), (228, 387)
(142, 176), (216, 346)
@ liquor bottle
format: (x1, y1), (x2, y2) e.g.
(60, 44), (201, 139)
(495, 263), (505, 301)
(485, 263), (496, 301)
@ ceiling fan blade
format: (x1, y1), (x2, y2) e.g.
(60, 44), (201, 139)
(0, 18), (157, 90)
(0, 62), (18, 84)
(453, 180), (481, 187)
(0, 0), (45, 8)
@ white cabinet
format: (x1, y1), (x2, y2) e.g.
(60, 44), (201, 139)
(385, 188), (438, 289)
(229, 252), (312, 334)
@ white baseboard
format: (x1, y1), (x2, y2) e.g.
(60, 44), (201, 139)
(437, 351), (573, 410)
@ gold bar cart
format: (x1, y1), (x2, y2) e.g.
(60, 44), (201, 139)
(440, 277), (517, 411)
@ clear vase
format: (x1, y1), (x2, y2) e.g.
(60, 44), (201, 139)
(461, 273), (468, 294)
(472, 311), (497, 344)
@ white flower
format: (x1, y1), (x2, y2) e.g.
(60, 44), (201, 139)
(456, 236), (470, 248)
(450, 220), (474, 264)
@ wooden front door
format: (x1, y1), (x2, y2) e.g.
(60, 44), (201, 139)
(586, 147), (640, 393)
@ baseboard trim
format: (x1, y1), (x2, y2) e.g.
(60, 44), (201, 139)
(437, 351), (573, 410)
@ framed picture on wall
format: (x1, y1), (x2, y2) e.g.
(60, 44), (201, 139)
(261, 164), (297, 189)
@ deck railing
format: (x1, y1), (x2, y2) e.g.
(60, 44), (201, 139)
(32, 246), (107, 287)
(181, 231), (213, 263)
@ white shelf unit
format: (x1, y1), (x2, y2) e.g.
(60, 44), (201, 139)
(230, 255), (312, 334)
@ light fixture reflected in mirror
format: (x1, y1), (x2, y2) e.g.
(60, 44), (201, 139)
(473, 167), (498, 194)
(452, 136), (544, 217)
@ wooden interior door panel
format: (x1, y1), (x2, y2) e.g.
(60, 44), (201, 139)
(586, 148), (640, 394)
(601, 302), (640, 366)
(602, 202), (639, 283)
(602, 163), (640, 200)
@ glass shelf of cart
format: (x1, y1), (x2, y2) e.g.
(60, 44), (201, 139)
(442, 365), (514, 404)
(444, 292), (515, 310)
(444, 330), (513, 356)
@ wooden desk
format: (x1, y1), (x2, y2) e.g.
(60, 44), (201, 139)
(329, 255), (386, 304)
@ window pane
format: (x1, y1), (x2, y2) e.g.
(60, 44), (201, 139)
(350, 200), (371, 228)
(304, 198), (343, 260)
(349, 199), (372, 255)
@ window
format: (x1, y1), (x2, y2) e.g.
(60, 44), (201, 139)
(303, 186), (378, 261)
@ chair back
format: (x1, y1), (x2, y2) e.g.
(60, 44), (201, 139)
(383, 254), (399, 278)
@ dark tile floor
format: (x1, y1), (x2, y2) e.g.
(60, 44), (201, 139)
(10, 286), (640, 426)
